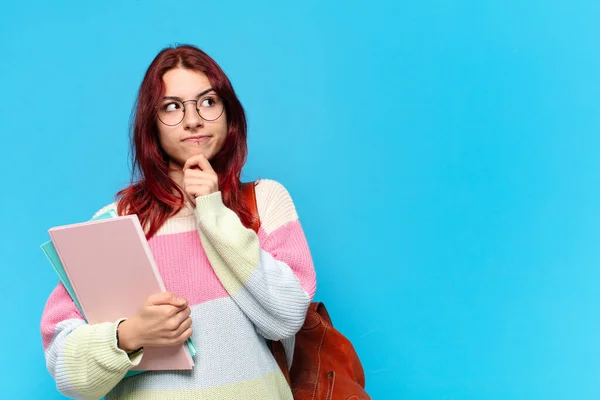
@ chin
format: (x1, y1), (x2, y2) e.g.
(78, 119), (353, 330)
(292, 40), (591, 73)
(191, 149), (212, 159)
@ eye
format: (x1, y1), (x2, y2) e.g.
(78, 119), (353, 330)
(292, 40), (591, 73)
(200, 97), (216, 107)
(162, 102), (181, 112)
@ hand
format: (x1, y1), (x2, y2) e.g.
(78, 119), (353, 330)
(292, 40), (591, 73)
(117, 292), (192, 351)
(182, 154), (219, 206)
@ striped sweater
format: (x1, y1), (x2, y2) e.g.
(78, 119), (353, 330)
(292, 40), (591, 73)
(40, 179), (317, 399)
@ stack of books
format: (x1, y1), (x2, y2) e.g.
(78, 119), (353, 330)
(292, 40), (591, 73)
(41, 210), (196, 377)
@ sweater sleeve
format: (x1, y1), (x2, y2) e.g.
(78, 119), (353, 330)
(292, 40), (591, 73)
(40, 280), (142, 399)
(194, 179), (316, 340)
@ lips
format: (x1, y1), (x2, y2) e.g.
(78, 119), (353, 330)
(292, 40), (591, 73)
(183, 135), (211, 143)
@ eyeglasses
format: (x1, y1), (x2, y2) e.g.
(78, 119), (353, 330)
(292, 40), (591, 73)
(157, 94), (225, 126)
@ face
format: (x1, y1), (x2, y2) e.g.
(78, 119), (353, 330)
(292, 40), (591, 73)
(157, 68), (228, 168)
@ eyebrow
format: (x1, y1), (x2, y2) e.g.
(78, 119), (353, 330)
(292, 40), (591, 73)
(162, 88), (215, 101)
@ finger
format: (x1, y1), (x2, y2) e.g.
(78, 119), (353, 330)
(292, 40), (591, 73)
(156, 327), (191, 347)
(174, 306), (192, 325)
(163, 304), (184, 319)
(148, 292), (187, 307)
(183, 178), (216, 191)
(183, 153), (215, 174)
(182, 154), (205, 171)
(165, 317), (193, 342)
(183, 168), (217, 181)
(177, 327), (193, 343)
(173, 317), (193, 338)
(183, 176), (217, 190)
(184, 181), (217, 198)
(194, 154), (216, 174)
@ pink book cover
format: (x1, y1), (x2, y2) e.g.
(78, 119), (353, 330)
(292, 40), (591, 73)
(48, 215), (194, 371)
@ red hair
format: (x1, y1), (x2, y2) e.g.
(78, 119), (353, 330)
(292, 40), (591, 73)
(116, 44), (252, 238)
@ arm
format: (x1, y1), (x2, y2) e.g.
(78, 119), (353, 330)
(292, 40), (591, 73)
(194, 179), (316, 340)
(40, 283), (142, 399)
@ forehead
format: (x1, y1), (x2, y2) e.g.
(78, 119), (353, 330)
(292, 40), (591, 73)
(162, 68), (211, 97)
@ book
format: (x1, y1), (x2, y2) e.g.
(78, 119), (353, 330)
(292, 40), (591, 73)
(43, 212), (196, 371)
(41, 209), (118, 314)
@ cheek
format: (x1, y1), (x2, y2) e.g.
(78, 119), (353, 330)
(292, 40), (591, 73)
(157, 127), (178, 154)
(218, 117), (229, 140)
(208, 119), (228, 144)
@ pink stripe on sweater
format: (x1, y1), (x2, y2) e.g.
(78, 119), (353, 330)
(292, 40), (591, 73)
(40, 283), (84, 349)
(258, 220), (317, 298)
(148, 231), (229, 306)
(40, 221), (315, 351)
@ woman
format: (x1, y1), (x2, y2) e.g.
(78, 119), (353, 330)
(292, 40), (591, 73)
(40, 44), (316, 399)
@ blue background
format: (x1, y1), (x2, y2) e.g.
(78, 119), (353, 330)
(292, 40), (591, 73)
(1, 1), (599, 398)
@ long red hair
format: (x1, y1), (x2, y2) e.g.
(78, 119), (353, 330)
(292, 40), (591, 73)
(116, 44), (252, 238)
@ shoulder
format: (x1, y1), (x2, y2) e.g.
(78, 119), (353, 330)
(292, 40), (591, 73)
(254, 179), (299, 234)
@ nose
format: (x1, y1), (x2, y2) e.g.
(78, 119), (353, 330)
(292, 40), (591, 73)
(182, 100), (203, 131)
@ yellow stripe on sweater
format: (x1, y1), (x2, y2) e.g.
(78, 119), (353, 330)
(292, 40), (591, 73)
(111, 369), (292, 400)
(195, 192), (260, 296)
(63, 321), (141, 399)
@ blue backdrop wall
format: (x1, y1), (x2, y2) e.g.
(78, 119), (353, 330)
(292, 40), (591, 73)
(1, 1), (600, 398)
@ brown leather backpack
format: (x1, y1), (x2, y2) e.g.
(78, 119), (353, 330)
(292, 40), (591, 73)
(242, 182), (370, 400)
